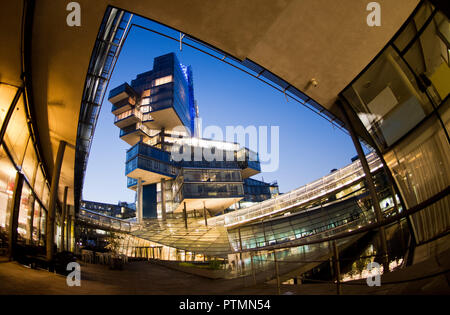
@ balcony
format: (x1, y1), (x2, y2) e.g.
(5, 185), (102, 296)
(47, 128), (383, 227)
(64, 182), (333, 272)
(114, 109), (142, 128)
(119, 123), (153, 146)
(173, 182), (244, 214)
(126, 142), (171, 163)
(109, 82), (136, 102)
(172, 168), (244, 214)
(125, 154), (178, 184)
(111, 97), (136, 115)
(109, 83), (138, 115)
(181, 183), (244, 199)
(127, 177), (138, 189)
(237, 148), (261, 178)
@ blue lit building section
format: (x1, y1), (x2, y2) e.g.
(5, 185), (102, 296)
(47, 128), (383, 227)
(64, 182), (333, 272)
(109, 53), (278, 220)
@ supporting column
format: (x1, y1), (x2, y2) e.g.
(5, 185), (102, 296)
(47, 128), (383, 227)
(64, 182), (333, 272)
(60, 186), (68, 252)
(26, 194), (35, 245)
(332, 240), (341, 295)
(262, 220), (268, 246)
(37, 203), (43, 246)
(250, 252), (256, 285)
(161, 178), (166, 221)
(203, 201), (208, 226)
(26, 162), (39, 245)
(339, 102), (389, 271)
(183, 202), (188, 229)
(273, 250), (281, 295)
(238, 228), (245, 272)
(137, 178), (143, 223)
(70, 215), (75, 252)
(46, 140), (66, 262)
(66, 210), (71, 252)
(8, 172), (24, 260)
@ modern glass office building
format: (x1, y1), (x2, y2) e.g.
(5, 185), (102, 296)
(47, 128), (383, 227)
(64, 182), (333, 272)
(109, 53), (278, 221)
(1, 0), (448, 295)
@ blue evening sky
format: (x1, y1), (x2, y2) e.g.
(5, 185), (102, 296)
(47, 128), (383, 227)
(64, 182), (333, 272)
(83, 15), (363, 204)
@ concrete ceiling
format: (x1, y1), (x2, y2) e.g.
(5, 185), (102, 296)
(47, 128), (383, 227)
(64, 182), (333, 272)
(0, 0), (420, 206)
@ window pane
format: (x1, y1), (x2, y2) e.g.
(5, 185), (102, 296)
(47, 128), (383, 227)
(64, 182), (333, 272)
(343, 47), (433, 149)
(0, 145), (16, 229)
(154, 75), (173, 87)
(384, 104), (450, 242)
(17, 181), (32, 240)
(3, 94), (30, 166)
(21, 139), (38, 185)
(33, 167), (45, 203)
(32, 200), (40, 242)
(0, 85), (18, 125)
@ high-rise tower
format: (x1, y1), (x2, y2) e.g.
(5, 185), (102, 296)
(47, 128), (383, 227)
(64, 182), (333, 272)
(108, 53), (277, 222)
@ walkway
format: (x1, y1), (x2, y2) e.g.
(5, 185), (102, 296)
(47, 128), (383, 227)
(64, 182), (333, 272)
(0, 246), (448, 294)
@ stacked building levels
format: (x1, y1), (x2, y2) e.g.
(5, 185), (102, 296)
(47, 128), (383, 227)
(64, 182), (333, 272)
(108, 53), (278, 222)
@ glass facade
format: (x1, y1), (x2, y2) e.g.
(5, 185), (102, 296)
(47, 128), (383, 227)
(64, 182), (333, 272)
(0, 86), (50, 249)
(208, 152), (383, 227)
(125, 155), (177, 178)
(228, 195), (373, 251)
(174, 168), (244, 202)
(341, 2), (449, 243)
(122, 52), (195, 134)
(109, 53), (274, 220)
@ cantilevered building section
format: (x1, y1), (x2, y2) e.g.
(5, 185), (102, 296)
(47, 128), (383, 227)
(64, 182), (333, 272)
(109, 53), (277, 221)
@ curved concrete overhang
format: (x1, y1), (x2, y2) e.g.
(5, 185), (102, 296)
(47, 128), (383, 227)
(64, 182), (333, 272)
(0, 0), (420, 207)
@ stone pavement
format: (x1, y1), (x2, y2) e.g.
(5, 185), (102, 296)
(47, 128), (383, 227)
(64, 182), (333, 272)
(0, 246), (448, 295)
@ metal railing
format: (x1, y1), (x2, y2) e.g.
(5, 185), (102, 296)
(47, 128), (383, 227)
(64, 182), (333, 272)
(114, 108), (142, 123)
(77, 208), (137, 233)
(227, 196), (377, 251)
(207, 152), (382, 227)
(226, 186), (448, 294)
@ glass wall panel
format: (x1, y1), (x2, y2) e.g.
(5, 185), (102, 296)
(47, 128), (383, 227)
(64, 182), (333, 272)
(0, 145), (16, 230)
(33, 167), (46, 203)
(0, 85), (18, 125)
(39, 208), (46, 246)
(229, 196), (372, 250)
(342, 3), (449, 243)
(403, 11), (450, 102)
(343, 46), (433, 149)
(383, 100), (449, 242)
(17, 181), (32, 240)
(183, 169), (242, 183)
(42, 183), (50, 209)
(21, 139), (38, 185)
(32, 200), (41, 242)
(3, 94), (30, 166)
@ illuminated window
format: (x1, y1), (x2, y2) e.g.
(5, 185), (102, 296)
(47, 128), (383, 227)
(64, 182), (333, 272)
(142, 89), (151, 97)
(140, 105), (151, 113)
(141, 98), (150, 105)
(154, 75), (173, 87)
